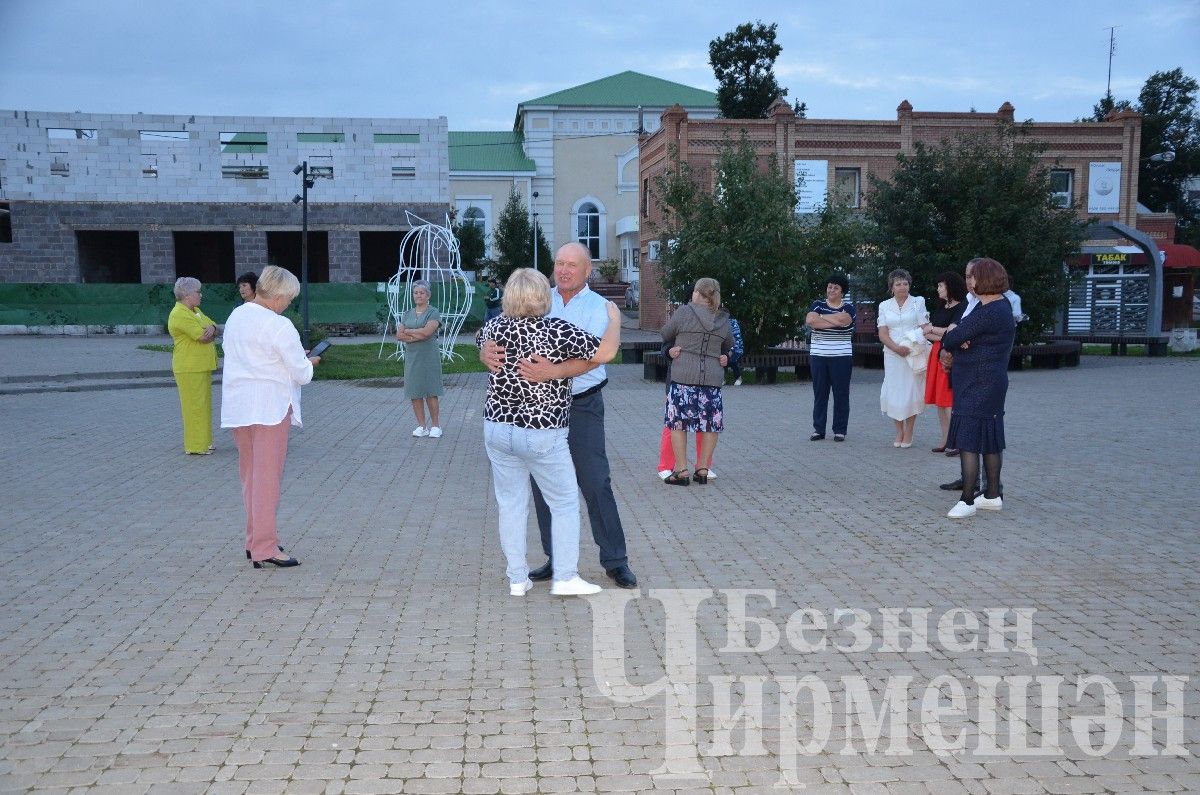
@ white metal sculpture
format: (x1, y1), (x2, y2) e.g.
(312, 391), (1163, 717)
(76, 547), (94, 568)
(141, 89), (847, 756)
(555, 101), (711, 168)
(380, 211), (474, 362)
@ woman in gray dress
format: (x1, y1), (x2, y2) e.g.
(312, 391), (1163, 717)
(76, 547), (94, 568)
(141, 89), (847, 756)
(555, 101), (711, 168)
(397, 280), (445, 438)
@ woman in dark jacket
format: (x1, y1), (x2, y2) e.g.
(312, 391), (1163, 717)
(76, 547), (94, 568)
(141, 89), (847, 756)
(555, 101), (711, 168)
(941, 258), (1016, 518)
(659, 277), (732, 485)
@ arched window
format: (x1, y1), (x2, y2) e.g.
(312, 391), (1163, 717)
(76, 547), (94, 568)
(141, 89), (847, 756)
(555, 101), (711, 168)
(572, 198), (606, 260)
(463, 206), (485, 231)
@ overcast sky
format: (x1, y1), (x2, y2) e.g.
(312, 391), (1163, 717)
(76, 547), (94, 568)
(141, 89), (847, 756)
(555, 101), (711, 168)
(1, 0), (1197, 129)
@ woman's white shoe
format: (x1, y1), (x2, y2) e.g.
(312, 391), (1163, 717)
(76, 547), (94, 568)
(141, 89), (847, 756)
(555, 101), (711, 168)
(412, 426), (429, 437)
(947, 501), (977, 518)
(509, 579), (534, 596)
(428, 426), (443, 438)
(975, 495), (1003, 511)
(550, 576), (601, 596)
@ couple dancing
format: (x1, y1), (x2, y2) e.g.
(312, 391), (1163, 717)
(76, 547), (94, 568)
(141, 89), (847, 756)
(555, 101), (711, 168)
(477, 243), (638, 597)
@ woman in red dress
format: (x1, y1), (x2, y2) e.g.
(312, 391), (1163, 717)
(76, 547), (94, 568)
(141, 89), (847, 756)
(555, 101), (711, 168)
(923, 271), (967, 453)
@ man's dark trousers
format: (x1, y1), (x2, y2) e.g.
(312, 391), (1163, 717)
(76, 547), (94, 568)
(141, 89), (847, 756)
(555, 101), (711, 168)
(811, 355), (853, 436)
(531, 390), (628, 570)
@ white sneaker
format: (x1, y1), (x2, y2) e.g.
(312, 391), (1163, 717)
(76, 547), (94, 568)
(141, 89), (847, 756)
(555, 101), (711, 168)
(733, 377), (742, 386)
(509, 579), (534, 596)
(428, 426), (443, 438)
(657, 469), (672, 480)
(550, 576), (601, 596)
(412, 426), (428, 437)
(975, 495), (1003, 511)
(947, 501), (977, 518)
(706, 468), (717, 479)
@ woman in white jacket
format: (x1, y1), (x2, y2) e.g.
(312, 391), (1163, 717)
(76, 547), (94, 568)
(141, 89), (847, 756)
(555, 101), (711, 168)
(221, 266), (321, 568)
(877, 269), (930, 448)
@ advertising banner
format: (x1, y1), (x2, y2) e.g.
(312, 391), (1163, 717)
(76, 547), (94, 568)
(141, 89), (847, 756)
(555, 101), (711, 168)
(1087, 162), (1122, 214)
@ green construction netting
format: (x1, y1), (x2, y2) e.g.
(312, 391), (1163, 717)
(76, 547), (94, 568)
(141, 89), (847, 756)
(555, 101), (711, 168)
(0, 283), (486, 328)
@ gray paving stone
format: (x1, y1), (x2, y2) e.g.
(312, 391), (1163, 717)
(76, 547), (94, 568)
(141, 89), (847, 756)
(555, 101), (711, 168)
(1, 341), (1198, 794)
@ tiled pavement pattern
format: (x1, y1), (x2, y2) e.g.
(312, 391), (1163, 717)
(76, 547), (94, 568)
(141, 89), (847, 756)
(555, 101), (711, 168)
(1, 339), (1197, 794)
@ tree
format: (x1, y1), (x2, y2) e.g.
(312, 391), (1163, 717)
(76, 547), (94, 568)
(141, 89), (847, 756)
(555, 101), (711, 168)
(1084, 91), (1132, 122)
(452, 218), (485, 273)
(709, 21), (788, 119)
(653, 136), (864, 353)
(1083, 69), (1200, 245)
(490, 188), (553, 282)
(867, 124), (1086, 343)
(1135, 68), (1200, 245)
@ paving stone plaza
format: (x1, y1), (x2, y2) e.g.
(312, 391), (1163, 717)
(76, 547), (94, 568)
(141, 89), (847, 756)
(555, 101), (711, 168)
(1, 336), (1197, 794)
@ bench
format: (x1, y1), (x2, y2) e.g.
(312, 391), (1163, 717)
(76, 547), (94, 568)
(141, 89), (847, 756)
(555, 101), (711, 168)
(853, 341), (884, 369)
(1047, 334), (1169, 357)
(643, 348), (810, 384)
(620, 340), (662, 364)
(1008, 340), (1082, 370)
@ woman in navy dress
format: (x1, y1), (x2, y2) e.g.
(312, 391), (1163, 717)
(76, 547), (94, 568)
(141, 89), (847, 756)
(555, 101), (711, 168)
(941, 258), (1016, 518)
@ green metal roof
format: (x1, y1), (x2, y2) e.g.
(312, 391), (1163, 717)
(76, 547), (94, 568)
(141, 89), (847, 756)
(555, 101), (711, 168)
(521, 71), (718, 110)
(448, 131), (536, 172)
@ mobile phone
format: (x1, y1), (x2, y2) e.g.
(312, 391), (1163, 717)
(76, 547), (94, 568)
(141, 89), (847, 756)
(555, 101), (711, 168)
(308, 340), (331, 358)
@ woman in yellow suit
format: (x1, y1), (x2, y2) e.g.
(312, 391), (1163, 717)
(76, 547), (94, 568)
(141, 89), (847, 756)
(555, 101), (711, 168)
(169, 277), (219, 454)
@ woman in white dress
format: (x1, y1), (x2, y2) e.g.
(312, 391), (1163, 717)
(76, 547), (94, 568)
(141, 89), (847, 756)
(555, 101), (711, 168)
(877, 269), (930, 447)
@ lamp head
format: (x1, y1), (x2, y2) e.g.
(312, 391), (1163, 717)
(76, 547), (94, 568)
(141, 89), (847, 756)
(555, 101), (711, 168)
(292, 194), (302, 204)
(293, 164), (304, 175)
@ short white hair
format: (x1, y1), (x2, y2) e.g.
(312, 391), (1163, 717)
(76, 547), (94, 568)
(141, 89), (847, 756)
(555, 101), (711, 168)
(173, 277), (201, 300)
(255, 266), (301, 301)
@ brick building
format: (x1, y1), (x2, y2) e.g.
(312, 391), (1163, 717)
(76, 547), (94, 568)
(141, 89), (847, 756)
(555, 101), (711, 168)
(637, 100), (1146, 332)
(0, 110), (449, 284)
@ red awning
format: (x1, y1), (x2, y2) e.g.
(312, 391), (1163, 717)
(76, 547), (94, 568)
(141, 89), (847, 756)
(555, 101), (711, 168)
(1160, 243), (1200, 269)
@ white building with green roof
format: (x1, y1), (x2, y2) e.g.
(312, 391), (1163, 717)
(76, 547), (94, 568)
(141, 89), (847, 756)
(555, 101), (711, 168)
(450, 71), (717, 278)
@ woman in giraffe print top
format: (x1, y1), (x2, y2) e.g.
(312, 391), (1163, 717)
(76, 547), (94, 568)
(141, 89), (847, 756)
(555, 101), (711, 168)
(476, 268), (621, 598)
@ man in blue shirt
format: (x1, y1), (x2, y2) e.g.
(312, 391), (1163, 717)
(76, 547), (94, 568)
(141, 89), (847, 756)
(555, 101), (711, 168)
(479, 242), (637, 588)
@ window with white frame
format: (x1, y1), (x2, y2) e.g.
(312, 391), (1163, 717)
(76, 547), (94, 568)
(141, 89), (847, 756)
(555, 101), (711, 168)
(1050, 170), (1073, 208)
(834, 168), (861, 208)
(455, 198), (492, 256)
(575, 201), (602, 259)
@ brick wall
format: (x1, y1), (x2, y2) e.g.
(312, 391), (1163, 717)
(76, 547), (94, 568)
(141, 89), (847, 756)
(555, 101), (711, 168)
(637, 101), (1142, 330)
(0, 200), (449, 283)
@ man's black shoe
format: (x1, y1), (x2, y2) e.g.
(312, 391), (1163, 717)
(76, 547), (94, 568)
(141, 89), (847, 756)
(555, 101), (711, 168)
(605, 565), (638, 589)
(939, 479), (964, 491)
(528, 560), (554, 581)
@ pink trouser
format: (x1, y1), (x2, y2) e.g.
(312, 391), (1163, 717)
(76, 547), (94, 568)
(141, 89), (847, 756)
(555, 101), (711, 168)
(233, 410), (292, 561)
(658, 425), (704, 471)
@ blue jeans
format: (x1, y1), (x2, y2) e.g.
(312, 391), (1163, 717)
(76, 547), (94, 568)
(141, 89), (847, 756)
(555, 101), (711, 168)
(811, 355), (853, 436)
(484, 421), (581, 584)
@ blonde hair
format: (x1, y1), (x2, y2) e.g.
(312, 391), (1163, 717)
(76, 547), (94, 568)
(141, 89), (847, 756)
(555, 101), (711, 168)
(255, 265), (301, 302)
(502, 268), (552, 318)
(693, 277), (720, 311)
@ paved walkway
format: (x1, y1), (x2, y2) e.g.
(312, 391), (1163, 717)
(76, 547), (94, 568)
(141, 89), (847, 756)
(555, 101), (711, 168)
(0, 335), (1197, 794)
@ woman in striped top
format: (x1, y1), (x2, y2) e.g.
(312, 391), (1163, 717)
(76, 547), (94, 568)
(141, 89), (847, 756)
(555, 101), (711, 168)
(805, 272), (857, 442)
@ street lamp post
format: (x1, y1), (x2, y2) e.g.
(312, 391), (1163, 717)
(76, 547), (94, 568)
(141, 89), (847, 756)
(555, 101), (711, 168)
(291, 162), (315, 347)
(530, 192), (540, 272)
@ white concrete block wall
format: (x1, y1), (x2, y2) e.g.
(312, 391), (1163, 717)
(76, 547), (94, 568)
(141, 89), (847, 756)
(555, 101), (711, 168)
(0, 109), (449, 205)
